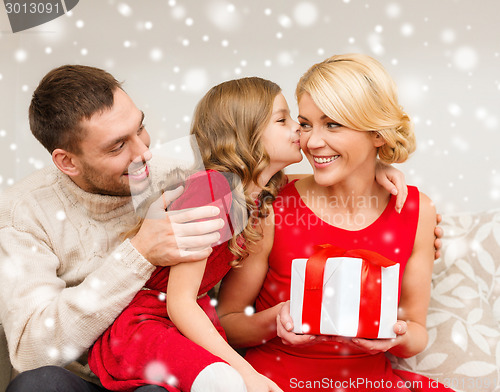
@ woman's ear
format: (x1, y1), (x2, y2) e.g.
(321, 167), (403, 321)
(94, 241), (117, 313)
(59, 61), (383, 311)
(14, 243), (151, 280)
(372, 131), (386, 148)
(52, 148), (81, 177)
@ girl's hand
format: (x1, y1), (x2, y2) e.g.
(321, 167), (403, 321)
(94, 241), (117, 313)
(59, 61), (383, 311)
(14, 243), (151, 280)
(374, 160), (408, 213)
(276, 301), (332, 346)
(333, 320), (408, 355)
(243, 372), (283, 392)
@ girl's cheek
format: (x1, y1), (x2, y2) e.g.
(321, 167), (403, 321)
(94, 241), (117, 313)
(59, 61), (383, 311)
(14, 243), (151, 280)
(299, 135), (308, 150)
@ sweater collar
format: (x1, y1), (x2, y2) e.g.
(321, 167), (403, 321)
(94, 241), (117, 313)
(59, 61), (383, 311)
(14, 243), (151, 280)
(55, 169), (141, 220)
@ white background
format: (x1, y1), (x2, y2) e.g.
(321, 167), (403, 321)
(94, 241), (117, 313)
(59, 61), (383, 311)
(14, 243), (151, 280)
(1, 0), (499, 214)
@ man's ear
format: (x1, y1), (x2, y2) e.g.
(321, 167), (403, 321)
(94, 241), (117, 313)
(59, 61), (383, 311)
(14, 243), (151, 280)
(52, 148), (81, 177)
(372, 131), (387, 148)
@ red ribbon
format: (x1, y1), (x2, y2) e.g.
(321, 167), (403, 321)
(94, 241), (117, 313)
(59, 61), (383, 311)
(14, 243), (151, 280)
(302, 244), (397, 338)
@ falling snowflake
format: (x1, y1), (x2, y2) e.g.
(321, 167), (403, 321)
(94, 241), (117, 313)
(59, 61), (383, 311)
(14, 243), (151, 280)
(386, 3), (401, 18)
(206, 0), (241, 31)
(453, 46), (478, 71)
(117, 3), (132, 17)
(182, 68), (208, 93)
(401, 23), (414, 37)
(150, 48), (163, 62)
(244, 306), (254, 316)
(278, 15), (293, 29)
(14, 49), (27, 62)
(441, 28), (456, 44)
(292, 2), (318, 27)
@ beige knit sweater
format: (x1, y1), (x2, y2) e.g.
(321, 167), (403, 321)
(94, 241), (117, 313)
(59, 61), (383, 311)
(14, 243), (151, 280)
(0, 166), (158, 382)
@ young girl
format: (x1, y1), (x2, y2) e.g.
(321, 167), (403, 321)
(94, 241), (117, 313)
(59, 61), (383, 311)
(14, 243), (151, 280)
(217, 55), (452, 391)
(88, 76), (415, 392)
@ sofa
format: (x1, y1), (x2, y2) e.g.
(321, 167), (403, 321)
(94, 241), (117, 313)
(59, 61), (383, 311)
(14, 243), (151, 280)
(1, 208), (499, 392)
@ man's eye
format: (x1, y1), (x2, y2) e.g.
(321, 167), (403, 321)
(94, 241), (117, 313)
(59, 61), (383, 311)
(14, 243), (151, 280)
(111, 143), (125, 152)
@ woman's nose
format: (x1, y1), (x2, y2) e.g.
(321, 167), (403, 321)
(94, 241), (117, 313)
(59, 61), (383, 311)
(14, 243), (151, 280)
(306, 129), (325, 150)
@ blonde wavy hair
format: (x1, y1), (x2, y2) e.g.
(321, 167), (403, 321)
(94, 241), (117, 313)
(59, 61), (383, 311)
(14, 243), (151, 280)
(296, 53), (416, 163)
(191, 77), (286, 264)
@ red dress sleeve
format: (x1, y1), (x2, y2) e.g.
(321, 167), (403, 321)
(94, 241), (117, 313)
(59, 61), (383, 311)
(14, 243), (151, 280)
(168, 170), (234, 243)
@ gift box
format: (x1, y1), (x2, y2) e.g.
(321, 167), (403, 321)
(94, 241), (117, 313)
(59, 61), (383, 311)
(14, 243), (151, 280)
(290, 244), (400, 339)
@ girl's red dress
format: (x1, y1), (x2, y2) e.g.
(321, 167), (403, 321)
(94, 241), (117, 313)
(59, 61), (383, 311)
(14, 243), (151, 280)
(244, 180), (452, 392)
(88, 170), (235, 392)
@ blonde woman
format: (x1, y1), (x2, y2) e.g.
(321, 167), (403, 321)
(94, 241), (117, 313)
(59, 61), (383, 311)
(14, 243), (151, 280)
(217, 55), (451, 391)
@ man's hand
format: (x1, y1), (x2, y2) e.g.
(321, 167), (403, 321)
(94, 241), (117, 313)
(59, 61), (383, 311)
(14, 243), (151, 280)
(434, 213), (443, 260)
(130, 186), (224, 266)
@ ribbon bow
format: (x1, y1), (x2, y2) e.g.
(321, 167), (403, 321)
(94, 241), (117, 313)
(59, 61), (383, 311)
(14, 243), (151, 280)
(302, 244), (397, 338)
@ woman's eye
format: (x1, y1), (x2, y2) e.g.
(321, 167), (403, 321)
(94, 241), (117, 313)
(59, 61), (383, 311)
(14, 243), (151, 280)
(327, 122), (341, 129)
(299, 124), (311, 132)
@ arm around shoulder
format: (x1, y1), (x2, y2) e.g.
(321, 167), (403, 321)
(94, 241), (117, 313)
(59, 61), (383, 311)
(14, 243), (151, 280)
(389, 192), (436, 358)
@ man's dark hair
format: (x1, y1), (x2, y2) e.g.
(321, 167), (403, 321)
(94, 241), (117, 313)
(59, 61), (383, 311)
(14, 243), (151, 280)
(29, 65), (123, 154)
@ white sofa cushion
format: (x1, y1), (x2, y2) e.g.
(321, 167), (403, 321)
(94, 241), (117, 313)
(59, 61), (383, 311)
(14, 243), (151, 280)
(390, 209), (500, 392)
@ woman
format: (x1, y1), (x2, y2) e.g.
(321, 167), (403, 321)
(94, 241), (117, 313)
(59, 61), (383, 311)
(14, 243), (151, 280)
(217, 54), (450, 391)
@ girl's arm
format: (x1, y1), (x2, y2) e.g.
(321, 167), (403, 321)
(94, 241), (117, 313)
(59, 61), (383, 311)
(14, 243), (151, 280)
(217, 212), (283, 348)
(287, 161), (408, 210)
(167, 259), (281, 391)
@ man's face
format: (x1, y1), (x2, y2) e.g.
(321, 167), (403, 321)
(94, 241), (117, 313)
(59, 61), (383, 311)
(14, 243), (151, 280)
(72, 88), (152, 196)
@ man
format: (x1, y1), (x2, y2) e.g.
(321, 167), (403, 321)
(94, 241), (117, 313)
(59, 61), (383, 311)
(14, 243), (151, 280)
(0, 65), (225, 391)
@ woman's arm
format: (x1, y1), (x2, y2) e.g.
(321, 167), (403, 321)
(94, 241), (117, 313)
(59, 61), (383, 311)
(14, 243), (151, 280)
(167, 259), (281, 391)
(343, 192), (436, 357)
(217, 212), (283, 348)
(388, 192), (436, 357)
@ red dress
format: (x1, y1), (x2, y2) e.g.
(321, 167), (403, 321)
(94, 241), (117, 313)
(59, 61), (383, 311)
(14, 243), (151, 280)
(89, 170), (236, 392)
(244, 181), (452, 392)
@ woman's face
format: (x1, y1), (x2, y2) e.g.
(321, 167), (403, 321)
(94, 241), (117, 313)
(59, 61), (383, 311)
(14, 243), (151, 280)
(298, 92), (382, 187)
(260, 92), (303, 170)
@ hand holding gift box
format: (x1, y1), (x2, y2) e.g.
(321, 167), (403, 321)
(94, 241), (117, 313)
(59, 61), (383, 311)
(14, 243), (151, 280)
(290, 244), (400, 339)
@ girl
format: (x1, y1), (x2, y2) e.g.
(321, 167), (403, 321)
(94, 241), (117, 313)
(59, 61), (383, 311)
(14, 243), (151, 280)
(88, 76), (415, 392)
(217, 55), (451, 391)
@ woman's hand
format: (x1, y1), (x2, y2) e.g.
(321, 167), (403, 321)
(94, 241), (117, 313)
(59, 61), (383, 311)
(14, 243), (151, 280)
(333, 321), (408, 355)
(276, 301), (332, 346)
(243, 371), (283, 392)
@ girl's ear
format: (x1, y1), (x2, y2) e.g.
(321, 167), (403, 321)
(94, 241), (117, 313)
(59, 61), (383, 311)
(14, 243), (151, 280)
(372, 131), (386, 148)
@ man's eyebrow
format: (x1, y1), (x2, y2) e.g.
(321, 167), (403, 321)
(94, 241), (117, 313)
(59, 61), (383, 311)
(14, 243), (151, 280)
(103, 111), (145, 150)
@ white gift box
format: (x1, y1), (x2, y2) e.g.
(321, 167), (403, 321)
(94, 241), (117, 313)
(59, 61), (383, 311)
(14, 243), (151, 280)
(290, 256), (400, 339)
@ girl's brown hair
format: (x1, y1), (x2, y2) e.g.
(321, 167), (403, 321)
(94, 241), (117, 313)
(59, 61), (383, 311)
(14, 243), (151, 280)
(191, 77), (286, 263)
(126, 77), (286, 265)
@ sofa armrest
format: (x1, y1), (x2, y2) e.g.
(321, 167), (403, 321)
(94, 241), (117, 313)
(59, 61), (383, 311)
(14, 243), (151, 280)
(0, 322), (12, 392)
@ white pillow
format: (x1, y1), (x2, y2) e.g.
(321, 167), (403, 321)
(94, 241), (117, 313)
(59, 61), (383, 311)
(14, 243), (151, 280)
(390, 209), (500, 392)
